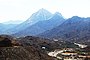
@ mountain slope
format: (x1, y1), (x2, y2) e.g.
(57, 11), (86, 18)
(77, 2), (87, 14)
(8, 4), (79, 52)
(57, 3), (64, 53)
(6, 8), (52, 34)
(0, 23), (17, 34)
(39, 16), (90, 41)
(14, 12), (65, 36)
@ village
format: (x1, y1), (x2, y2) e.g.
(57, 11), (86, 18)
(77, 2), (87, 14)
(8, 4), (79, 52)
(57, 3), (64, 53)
(48, 43), (90, 60)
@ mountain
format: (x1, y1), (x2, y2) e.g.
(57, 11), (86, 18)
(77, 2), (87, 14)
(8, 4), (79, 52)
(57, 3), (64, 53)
(39, 16), (90, 41)
(0, 23), (17, 34)
(5, 8), (52, 34)
(14, 12), (65, 36)
(25, 8), (53, 24)
(0, 23), (6, 32)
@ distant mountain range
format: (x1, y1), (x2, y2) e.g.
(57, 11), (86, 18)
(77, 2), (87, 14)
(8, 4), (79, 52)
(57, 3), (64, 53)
(0, 8), (90, 42)
(0, 23), (17, 34)
(0, 8), (65, 36)
(14, 12), (65, 36)
(39, 16), (90, 41)
(3, 8), (53, 34)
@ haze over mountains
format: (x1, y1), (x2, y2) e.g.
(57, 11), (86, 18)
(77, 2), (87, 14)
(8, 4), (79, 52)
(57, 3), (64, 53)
(0, 8), (90, 42)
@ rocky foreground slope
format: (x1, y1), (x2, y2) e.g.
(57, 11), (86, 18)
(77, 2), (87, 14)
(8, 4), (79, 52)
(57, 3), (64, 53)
(0, 35), (56, 60)
(0, 46), (55, 60)
(0, 35), (90, 60)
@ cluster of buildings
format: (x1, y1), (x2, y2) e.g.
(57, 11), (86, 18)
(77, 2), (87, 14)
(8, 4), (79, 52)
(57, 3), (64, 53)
(48, 48), (90, 60)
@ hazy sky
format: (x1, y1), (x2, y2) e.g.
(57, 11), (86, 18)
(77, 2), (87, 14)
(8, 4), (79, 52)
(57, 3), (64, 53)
(0, 0), (90, 23)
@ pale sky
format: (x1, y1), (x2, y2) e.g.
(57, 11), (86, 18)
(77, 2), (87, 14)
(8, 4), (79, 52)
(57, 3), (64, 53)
(0, 0), (90, 23)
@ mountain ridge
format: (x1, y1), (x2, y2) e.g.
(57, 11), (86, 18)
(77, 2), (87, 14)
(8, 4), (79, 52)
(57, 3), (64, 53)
(14, 12), (65, 36)
(39, 16), (90, 41)
(3, 9), (53, 34)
